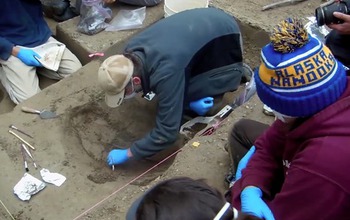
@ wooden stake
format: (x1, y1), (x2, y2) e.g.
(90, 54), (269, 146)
(262, 0), (307, 11)
(8, 130), (36, 150)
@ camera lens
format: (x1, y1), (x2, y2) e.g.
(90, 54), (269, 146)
(315, 1), (349, 26)
(315, 7), (325, 26)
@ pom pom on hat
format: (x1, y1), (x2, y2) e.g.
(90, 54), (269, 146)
(270, 18), (309, 53)
(254, 18), (347, 117)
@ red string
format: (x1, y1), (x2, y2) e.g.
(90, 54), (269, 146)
(73, 148), (182, 220)
(199, 119), (226, 136)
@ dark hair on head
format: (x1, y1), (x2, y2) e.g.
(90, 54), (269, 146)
(135, 177), (261, 220)
(123, 52), (142, 77)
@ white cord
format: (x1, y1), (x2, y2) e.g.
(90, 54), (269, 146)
(213, 202), (231, 220)
(0, 199), (15, 220)
(233, 207), (239, 219)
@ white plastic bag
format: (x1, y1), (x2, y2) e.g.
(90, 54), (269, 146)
(40, 168), (66, 187)
(105, 7), (146, 32)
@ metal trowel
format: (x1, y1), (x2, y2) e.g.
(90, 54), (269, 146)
(21, 106), (58, 119)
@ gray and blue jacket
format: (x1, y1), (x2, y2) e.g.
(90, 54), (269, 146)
(124, 8), (243, 159)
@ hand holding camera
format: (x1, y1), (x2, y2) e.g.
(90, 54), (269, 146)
(316, 0), (350, 26)
(328, 12), (350, 34)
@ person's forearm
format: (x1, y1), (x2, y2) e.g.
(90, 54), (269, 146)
(131, 133), (176, 159)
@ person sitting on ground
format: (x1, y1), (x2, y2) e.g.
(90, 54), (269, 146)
(0, 0), (82, 104)
(227, 18), (350, 220)
(325, 11), (350, 68)
(126, 177), (261, 220)
(97, 8), (249, 167)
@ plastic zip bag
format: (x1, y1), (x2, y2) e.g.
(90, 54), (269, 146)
(77, 0), (112, 35)
(105, 7), (146, 32)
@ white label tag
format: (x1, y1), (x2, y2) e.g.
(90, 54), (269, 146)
(143, 91), (155, 101)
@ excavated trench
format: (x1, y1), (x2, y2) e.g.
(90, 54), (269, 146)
(64, 95), (183, 185)
(0, 19), (269, 187)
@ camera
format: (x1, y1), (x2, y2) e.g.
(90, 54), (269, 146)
(315, 0), (350, 26)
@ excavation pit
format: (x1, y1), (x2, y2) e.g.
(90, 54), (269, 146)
(65, 96), (182, 185)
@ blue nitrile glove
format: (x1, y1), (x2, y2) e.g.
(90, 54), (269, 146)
(235, 146), (256, 180)
(189, 97), (214, 116)
(241, 186), (275, 220)
(17, 48), (42, 67)
(107, 149), (129, 166)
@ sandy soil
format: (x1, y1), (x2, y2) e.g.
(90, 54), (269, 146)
(0, 0), (319, 219)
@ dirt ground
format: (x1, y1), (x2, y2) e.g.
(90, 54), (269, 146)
(0, 0), (320, 219)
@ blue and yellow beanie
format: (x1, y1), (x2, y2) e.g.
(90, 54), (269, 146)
(255, 18), (347, 117)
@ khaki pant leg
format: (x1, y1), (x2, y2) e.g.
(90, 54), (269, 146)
(0, 56), (40, 104)
(37, 37), (82, 80)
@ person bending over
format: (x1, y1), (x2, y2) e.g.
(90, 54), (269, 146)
(97, 8), (248, 167)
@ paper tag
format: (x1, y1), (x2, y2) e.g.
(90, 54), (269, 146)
(143, 91), (155, 101)
(31, 42), (66, 71)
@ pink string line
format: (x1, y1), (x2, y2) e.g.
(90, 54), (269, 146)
(73, 148), (182, 220)
(88, 52), (105, 58)
(199, 118), (226, 136)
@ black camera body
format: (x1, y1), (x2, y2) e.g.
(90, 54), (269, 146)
(315, 0), (350, 26)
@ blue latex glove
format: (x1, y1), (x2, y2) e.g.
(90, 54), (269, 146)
(17, 48), (42, 67)
(235, 146), (256, 180)
(107, 149), (129, 166)
(241, 187), (275, 220)
(189, 97), (214, 116)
